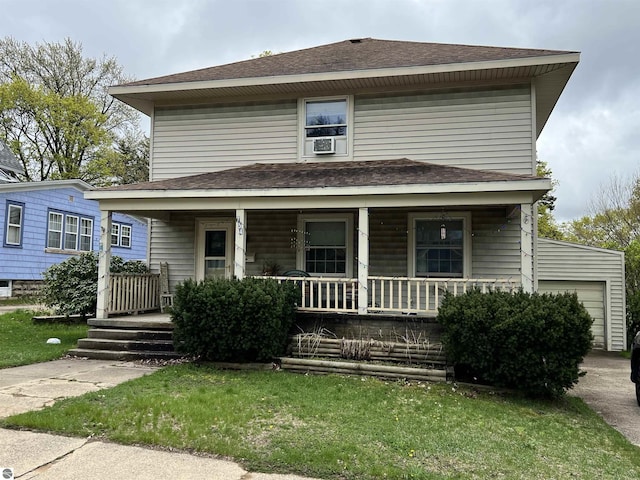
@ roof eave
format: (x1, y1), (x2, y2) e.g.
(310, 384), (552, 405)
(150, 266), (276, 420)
(110, 53), (580, 116)
(86, 178), (551, 201)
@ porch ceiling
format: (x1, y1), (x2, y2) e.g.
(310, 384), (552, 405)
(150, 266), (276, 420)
(86, 159), (550, 215)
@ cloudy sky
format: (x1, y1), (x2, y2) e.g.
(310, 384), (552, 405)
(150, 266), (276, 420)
(2, 0), (638, 221)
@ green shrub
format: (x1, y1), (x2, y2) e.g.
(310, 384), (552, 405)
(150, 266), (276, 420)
(171, 277), (300, 362)
(41, 252), (148, 317)
(437, 290), (593, 398)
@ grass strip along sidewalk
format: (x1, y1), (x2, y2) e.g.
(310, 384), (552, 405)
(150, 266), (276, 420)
(3, 363), (640, 479)
(0, 310), (88, 368)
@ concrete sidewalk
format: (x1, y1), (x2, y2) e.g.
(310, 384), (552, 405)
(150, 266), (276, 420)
(570, 350), (640, 446)
(0, 358), (320, 480)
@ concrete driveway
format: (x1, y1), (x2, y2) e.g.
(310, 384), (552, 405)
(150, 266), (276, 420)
(570, 350), (640, 446)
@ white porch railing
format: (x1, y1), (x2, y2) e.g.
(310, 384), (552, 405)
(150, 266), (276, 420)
(108, 273), (160, 315)
(368, 276), (519, 315)
(273, 276), (520, 315)
(272, 276), (359, 313)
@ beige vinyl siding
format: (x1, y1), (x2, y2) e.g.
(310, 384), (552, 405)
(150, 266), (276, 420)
(537, 238), (626, 351)
(471, 209), (521, 278)
(245, 211), (298, 276)
(152, 101), (298, 180)
(353, 86), (534, 175)
(148, 216), (196, 290)
(538, 280), (606, 349)
(368, 208), (522, 278)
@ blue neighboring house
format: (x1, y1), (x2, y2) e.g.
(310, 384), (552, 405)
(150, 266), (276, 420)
(0, 177), (148, 298)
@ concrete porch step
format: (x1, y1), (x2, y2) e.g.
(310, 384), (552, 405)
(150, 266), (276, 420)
(87, 318), (174, 330)
(68, 348), (184, 361)
(88, 328), (173, 341)
(77, 338), (175, 352)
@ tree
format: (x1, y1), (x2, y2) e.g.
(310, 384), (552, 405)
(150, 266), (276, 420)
(0, 37), (143, 183)
(536, 159), (564, 240)
(564, 173), (640, 248)
(564, 172), (640, 345)
(83, 129), (149, 186)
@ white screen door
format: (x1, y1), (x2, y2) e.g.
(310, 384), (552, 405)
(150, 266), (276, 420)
(196, 220), (233, 280)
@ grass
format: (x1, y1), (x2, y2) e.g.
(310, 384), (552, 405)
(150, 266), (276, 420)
(0, 310), (88, 368)
(3, 364), (639, 479)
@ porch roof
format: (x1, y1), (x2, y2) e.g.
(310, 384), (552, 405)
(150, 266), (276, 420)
(89, 158), (546, 193)
(86, 159), (551, 211)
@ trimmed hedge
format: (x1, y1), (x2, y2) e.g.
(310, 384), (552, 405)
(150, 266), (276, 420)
(437, 290), (593, 398)
(171, 277), (300, 362)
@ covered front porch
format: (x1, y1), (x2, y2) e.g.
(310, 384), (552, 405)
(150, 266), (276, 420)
(86, 159), (548, 320)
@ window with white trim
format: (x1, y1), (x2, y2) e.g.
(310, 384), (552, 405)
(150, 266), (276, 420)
(47, 210), (93, 252)
(297, 215), (352, 277)
(64, 215), (79, 250)
(80, 218), (93, 251)
(5, 202), (23, 247)
(301, 97), (352, 156)
(47, 212), (63, 249)
(111, 222), (133, 248)
(409, 213), (471, 278)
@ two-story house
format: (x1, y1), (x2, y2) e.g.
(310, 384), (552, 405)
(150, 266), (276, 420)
(86, 38), (626, 351)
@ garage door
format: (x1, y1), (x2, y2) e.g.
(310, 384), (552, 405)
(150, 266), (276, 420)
(538, 281), (606, 349)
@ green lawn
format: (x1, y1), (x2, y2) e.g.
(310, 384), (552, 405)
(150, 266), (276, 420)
(0, 310), (89, 368)
(3, 364), (639, 479)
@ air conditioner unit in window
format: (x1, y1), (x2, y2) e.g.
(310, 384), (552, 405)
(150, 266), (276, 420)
(312, 137), (335, 154)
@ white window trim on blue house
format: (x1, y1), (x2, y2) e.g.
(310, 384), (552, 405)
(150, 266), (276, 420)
(4, 201), (24, 247)
(46, 209), (94, 253)
(111, 222), (132, 248)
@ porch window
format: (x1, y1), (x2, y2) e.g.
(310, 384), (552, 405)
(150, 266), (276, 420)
(5, 202), (23, 247)
(409, 213), (471, 278)
(298, 214), (353, 277)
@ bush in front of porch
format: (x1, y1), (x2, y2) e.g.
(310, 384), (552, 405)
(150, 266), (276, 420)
(40, 252), (148, 317)
(438, 290), (593, 398)
(171, 277), (299, 362)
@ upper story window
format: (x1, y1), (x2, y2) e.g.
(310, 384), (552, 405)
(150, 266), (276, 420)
(408, 213), (471, 278)
(47, 210), (93, 252)
(301, 97), (352, 157)
(4, 201), (24, 247)
(305, 100), (347, 138)
(111, 222), (132, 248)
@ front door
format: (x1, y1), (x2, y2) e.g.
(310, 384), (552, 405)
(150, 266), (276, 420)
(196, 220), (233, 280)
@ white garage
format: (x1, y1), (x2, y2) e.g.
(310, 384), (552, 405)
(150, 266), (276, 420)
(537, 239), (626, 351)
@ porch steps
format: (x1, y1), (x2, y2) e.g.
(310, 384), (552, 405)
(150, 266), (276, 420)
(68, 317), (183, 361)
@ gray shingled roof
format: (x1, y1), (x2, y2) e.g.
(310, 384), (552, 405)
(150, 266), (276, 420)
(123, 38), (575, 87)
(0, 141), (23, 180)
(96, 159), (542, 192)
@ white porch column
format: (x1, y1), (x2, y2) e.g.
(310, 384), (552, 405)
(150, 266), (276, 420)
(234, 209), (246, 279)
(357, 207), (369, 314)
(96, 210), (112, 319)
(520, 203), (534, 293)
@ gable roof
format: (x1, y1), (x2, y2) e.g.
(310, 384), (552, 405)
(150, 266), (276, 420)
(123, 38), (575, 87)
(110, 38), (579, 136)
(0, 141), (24, 182)
(89, 158), (549, 197)
(0, 178), (93, 193)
